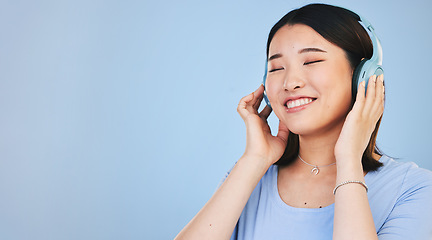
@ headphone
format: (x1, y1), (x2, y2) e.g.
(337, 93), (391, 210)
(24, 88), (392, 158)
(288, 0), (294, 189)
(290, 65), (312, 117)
(262, 12), (383, 108)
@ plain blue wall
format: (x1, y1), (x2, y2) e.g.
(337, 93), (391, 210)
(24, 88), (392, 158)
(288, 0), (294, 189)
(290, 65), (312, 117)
(1, 0), (431, 239)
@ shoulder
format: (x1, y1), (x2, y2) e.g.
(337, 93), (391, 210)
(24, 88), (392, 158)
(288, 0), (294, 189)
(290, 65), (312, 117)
(368, 155), (432, 189)
(367, 155), (432, 202)
(367, 155), (432, 211)
(368, 156), (432, 239)
(388, 158), (432, 204)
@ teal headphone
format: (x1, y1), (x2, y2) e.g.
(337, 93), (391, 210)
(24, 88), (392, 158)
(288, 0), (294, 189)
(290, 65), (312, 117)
(262, 13), (383, 108)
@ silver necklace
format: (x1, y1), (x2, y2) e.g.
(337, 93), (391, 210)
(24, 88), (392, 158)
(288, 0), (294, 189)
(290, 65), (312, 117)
(298, 155), (336, 175)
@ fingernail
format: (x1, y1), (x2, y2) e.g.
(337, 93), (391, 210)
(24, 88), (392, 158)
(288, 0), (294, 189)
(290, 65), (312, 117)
(361, 81), (366, 87)
(373, 75), (377, 83)
(380, 74), (384, 82)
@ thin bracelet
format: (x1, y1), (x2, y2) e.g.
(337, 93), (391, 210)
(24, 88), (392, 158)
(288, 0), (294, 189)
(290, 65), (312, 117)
(333, 180), (368, 195)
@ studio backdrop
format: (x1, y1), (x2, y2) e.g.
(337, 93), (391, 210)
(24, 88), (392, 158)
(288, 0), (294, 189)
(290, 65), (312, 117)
(0, 0), (431, 239)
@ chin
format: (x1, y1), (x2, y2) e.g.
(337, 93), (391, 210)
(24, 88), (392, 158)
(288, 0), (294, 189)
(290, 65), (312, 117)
(282, 120), (315, 135)
(282, 116), (345, 137)
(287, 126), (315, 136)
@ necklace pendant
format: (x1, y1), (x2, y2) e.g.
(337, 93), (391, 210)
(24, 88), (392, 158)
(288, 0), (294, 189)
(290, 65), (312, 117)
(311, 166), (320, 175)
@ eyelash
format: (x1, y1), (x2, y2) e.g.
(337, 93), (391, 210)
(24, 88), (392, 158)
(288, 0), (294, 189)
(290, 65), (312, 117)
(269, 60), (324, 73)
(269, 68), (284, 73)
(304, 60), (324, 65)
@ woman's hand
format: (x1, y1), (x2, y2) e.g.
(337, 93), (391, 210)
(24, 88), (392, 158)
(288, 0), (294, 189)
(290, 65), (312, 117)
(335, 74), (385, 162)
(237, 85), (290, 167)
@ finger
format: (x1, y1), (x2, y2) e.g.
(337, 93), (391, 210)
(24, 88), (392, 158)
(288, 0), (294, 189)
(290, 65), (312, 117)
(373, 74), (384, 100)
(375, 74), (384, 97)
(237, 85), (266, 119)
(259, 105), (272, 120)
(276, 120), (289, 143)
(252, 85), (265, 110)
(371, 74), (385, 116)
(253, 90), (264, 110)
(363, 75), (377, 114)
(237, 92), (255, 119)
(353, 79), (366, 111)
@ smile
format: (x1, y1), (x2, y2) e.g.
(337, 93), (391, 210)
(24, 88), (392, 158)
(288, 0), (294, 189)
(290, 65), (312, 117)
(286, 97), (315, 109)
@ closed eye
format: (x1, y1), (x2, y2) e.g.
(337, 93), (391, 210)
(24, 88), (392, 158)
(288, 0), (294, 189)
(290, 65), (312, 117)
(304, 60), (324, 65)
(269, 68), (284, 73)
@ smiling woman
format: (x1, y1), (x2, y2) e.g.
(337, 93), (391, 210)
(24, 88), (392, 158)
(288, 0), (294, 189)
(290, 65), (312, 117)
(175, 3), (432, 240)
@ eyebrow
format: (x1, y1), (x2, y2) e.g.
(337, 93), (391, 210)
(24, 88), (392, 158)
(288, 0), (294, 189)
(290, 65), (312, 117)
(268, 48), (327, 61)
(298, 47), (327, 54)
(268, 53), (282, 62)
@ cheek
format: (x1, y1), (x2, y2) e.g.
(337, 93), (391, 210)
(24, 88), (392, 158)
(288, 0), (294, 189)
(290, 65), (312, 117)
(320, 77), (353, 114)
(308, 67), (352, 108)
(313, 61), (353, 93)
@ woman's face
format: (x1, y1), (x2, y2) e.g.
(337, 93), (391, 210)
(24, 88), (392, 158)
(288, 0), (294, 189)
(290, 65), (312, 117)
(266, 24), (353, 136)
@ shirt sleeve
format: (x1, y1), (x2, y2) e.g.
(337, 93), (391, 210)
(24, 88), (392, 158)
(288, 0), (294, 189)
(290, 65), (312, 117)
(377, 166), (432, 240)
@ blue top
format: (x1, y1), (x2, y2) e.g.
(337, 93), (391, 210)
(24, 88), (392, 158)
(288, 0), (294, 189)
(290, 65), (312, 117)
(220, 156), (432, 240)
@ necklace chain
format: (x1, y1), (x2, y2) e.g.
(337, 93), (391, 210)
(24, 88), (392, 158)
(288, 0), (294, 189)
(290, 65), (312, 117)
(298, 155), (336, 175)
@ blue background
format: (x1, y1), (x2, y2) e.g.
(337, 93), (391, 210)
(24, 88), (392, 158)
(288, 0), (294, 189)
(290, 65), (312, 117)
(1, 0), (431, 239)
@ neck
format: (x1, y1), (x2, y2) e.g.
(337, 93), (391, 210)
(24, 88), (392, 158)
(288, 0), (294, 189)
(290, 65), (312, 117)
(297, 121), (344, 166)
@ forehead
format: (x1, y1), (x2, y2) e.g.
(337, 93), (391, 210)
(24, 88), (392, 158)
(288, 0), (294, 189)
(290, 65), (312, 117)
(269, 24), (338, 54)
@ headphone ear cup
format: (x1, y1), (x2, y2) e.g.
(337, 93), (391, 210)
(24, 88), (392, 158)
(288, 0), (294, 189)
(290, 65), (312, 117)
(262, 63), (272, 108)
(352, 59), (367, 97)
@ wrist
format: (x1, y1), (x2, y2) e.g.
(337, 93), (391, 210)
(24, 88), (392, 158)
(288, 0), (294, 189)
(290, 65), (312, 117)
(335, 153), (362, 167)
(335, 155), (365, 180)
(239, 154), (273, 173)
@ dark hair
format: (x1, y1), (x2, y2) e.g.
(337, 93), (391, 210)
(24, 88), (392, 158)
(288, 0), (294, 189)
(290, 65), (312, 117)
(267, 3), (383, 172)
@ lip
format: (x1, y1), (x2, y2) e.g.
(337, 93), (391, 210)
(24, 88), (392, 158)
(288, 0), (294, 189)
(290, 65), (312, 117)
(283, 95), (316, 113)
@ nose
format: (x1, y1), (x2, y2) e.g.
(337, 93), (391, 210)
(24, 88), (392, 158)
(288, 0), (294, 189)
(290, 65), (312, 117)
(283, 69), (305, 91)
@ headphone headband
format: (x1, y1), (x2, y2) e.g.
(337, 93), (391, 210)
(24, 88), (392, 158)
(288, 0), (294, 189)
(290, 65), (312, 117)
(357, 13), (383, 66)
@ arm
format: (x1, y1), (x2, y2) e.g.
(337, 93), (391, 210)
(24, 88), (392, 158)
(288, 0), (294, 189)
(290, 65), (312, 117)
(175, 155), (270, 240)
(333, 157), (377, 240)
(175, 85), (289, 240)
(333, 74), (384, 240)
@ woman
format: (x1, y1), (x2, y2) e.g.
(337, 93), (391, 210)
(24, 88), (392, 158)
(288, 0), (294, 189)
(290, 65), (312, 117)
(175, 4), (432, 240)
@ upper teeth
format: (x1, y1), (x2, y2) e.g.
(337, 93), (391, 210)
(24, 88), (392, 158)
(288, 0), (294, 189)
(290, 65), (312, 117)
(287, 98), (313, 109)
